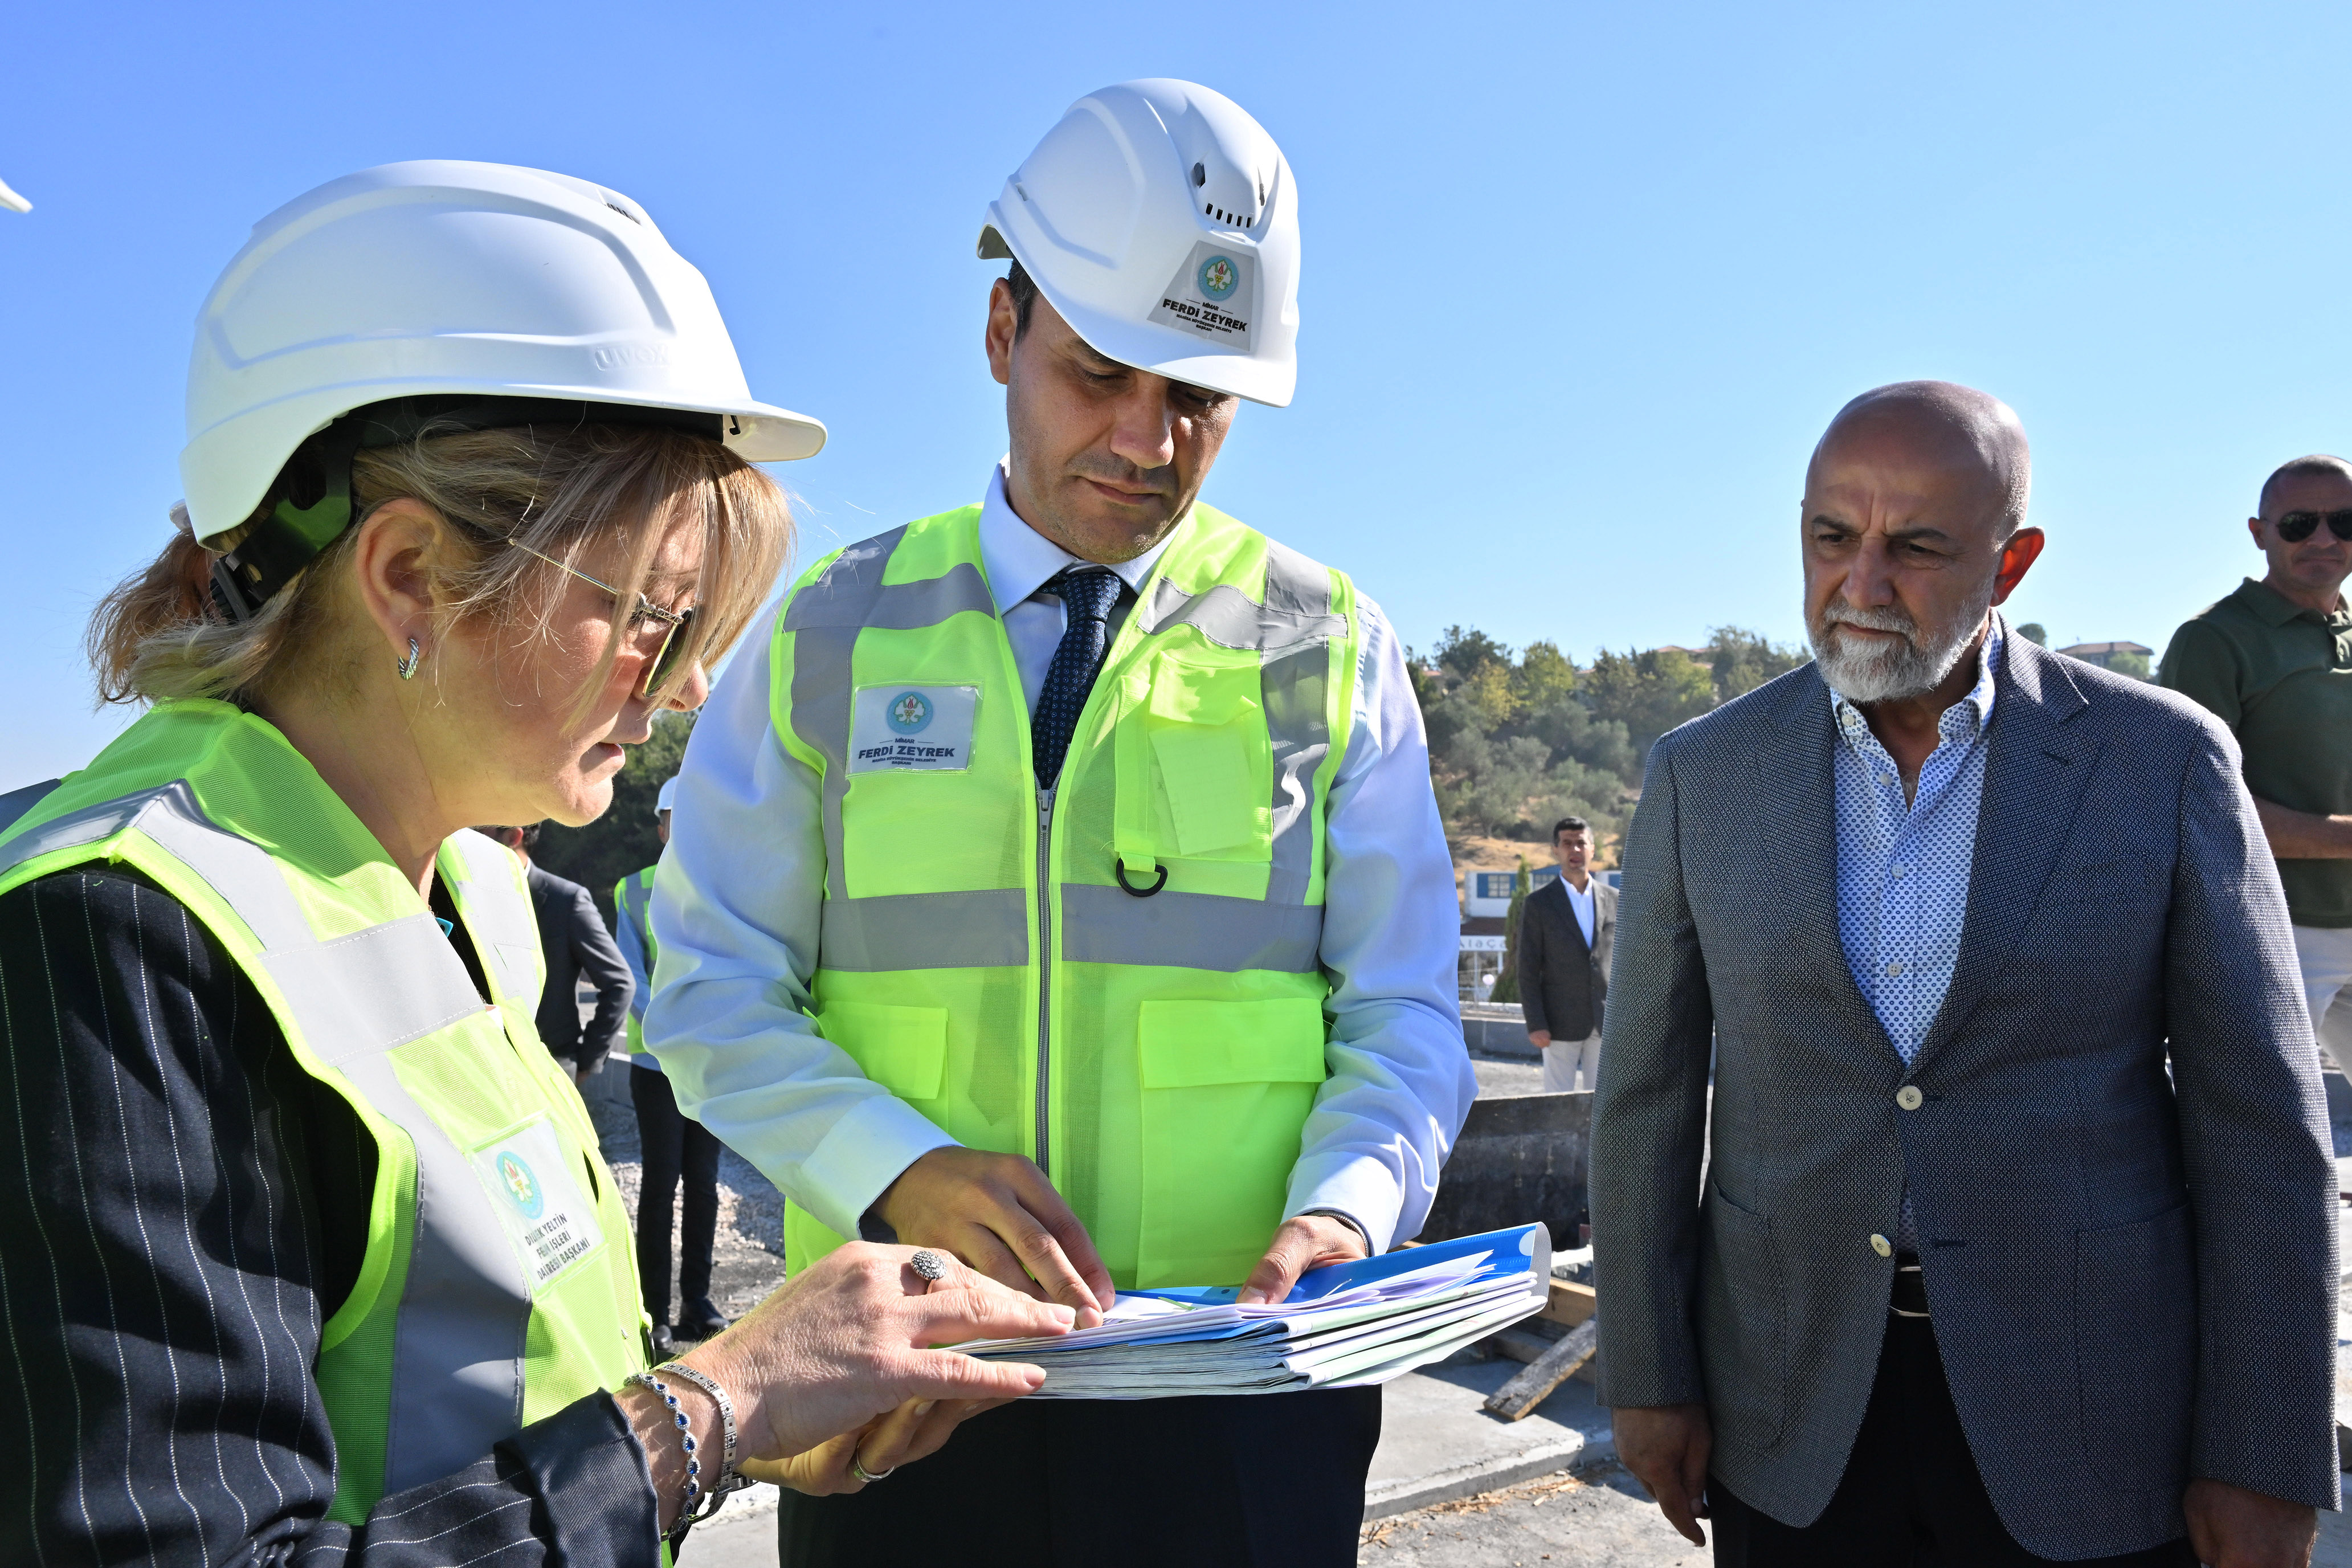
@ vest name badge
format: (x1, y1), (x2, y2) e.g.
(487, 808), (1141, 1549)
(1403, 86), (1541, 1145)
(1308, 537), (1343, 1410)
(850, 685), (980, 773)
(468, 1115), (606, 1289)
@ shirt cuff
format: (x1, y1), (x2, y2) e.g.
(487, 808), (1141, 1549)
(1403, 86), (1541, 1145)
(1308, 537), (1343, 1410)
(1285, 1154), (1406, 1255)
(797, 1093), (962, 1240)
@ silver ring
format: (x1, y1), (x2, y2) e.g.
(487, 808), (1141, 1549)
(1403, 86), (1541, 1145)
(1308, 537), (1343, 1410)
(909, 1248), (949, 1281)
(851, 1453), (896, 1484)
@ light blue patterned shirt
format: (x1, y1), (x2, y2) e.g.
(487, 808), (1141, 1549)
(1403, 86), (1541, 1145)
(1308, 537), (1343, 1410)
(1832, 621), (2004, 1065)
(1832, 621), (2002, 1253)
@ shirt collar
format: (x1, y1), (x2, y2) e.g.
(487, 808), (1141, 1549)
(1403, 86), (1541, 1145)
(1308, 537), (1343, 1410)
(977, 459), (1177, 615)
(1828, 614), (2005, 746)
(2234, 575), (2349, 628)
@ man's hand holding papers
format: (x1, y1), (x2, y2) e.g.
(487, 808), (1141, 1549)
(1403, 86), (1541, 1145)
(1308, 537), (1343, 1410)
(1237, 1213), (1371, 1305)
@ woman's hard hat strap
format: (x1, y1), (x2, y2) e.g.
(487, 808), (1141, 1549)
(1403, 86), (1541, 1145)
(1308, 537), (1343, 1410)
(206, 395), (729, 622)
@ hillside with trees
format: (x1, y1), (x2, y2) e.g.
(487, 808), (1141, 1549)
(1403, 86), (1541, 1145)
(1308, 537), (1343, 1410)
(1414, 624), (1810, 851)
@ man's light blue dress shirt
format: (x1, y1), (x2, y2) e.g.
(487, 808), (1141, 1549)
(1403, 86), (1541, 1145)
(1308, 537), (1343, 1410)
(1831, 620), (2003, 1250)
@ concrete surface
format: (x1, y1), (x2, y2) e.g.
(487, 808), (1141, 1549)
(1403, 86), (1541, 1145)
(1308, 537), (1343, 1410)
(1367, 1358), (1616, 1518)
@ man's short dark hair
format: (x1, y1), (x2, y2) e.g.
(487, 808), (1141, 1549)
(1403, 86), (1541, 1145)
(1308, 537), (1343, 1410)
(2259, 454), (2352, 518)
(478, 823), (541, 848)
(1003, 260), (1040, 338)
(1554, 816), (1590, 842)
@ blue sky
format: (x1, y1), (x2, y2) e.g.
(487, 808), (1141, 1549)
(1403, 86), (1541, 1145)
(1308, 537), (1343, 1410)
(6, 2), (2345, 782)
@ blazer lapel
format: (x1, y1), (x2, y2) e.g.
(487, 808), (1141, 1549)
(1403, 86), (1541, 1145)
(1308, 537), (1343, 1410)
(1755, 668), (1896, 1055)
(1909, 638), (2098, 1072)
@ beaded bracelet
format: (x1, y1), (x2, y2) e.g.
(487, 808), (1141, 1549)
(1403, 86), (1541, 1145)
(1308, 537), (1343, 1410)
(626, 1370), (710, 1537)
(654, 1360), (738, 1479)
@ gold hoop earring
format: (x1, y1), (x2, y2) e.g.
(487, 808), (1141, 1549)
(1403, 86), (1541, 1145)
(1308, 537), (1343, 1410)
(396, 638), (422, 680)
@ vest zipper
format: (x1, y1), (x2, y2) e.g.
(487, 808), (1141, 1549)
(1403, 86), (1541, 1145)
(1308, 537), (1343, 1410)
(1034, 785), (1055, 1175)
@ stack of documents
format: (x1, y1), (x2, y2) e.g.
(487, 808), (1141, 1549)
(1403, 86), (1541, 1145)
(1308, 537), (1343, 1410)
(960, 1224), (1552, 1398)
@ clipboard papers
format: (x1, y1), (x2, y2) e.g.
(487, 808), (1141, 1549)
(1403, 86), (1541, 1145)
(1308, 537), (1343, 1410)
(957, 1223), (1552, 1399)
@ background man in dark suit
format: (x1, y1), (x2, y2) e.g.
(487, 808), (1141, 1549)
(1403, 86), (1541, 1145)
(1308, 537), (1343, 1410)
(487, 822), (632, 1085)
(1520, 814), (1617, 1092)
(1591, 382), (2337, 1566)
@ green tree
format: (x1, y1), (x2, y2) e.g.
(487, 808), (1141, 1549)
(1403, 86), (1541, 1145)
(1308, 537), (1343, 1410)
(2109, 650), (2150, 679)
(1582, 647), (1717, 761)
(1705, 625), (1810, 703)
(1434, 624), (1513, 681)
(1490, 856), (1533, 1004)
(1513, 640), (1578, 709)
(2015, 622), (2048, 647)
(531, 709), (695, 924)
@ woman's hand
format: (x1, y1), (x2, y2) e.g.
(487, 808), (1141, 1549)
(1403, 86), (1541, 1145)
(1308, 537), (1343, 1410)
(687, 1243), (1071, 1465)
(737, 1394), (1013, 1495)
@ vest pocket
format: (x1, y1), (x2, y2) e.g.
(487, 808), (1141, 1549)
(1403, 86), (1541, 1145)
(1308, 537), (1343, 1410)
(816, 1002), (948, 1102)
(1134, 997), (1326, 1287)
(1113, 652), (1274, 887)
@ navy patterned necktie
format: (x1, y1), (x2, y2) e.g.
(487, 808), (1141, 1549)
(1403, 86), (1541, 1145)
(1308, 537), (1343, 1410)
(1031, 566), (1123, 789)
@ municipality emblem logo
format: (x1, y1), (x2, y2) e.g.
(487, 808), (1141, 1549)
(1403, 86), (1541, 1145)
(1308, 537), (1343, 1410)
(497, 1151), (544, 1219)
(1197, 255), (1239, 301)
(887, 691), (933, 734)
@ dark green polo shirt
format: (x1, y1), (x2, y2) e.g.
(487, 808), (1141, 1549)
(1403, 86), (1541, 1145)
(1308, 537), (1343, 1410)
(2159, 577), (2352, 926)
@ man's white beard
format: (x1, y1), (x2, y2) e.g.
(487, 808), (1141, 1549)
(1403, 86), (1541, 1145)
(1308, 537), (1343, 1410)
(1808, 583), (1994, 704)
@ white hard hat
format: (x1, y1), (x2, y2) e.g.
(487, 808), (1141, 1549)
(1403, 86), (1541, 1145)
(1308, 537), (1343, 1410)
(182, 161), (826, 607)
(979, 80), (1300, 407)
(655, 777), (678, 818)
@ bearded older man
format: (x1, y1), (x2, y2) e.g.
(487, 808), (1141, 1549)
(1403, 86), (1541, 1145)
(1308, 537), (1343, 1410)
(1589, 382), (2338, 1567)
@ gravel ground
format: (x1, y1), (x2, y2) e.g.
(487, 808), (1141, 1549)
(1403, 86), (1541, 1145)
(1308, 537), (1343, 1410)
(1360, 1464), (1705, 1568)
(582, 1074), (793, 1328)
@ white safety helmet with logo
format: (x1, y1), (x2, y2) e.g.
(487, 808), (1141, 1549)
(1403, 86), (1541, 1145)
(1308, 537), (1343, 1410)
(183, 160), (825, 619)
(655, 777), (679, 819)
(978, 79), (1301, 407)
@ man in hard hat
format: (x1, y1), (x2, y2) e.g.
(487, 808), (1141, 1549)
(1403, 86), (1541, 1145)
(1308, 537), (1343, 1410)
(615, 778), (728, 1358)
(649, 80), (1476, 1566)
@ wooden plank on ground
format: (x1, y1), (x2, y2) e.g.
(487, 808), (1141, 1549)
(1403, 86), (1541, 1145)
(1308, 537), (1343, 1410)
(1484, 1316), (1598, 1421)
(1540, 1279), (1596, 1328)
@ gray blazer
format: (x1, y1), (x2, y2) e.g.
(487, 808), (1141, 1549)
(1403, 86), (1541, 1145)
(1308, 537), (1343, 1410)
(1517, 875), (1616, 1040)
(1589, 634), (2339, 1559)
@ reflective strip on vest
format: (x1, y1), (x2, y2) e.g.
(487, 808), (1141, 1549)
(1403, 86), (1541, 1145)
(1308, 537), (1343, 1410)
(0, 780), (543, 1496)
(779, 524), (1341, 965)
(781, 525), (1022, 924)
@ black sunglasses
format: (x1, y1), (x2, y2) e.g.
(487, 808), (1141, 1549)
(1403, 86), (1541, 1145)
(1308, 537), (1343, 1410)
(2275, 509), (2352, 543)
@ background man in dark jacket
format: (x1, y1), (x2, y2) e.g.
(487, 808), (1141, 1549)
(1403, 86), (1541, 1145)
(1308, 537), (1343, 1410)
(1519, 815), (1616, 1092)
(487, 823), (632, 1084)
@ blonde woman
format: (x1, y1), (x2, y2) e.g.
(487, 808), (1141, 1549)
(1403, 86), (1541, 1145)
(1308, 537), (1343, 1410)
(0, 162), (1066, 1563)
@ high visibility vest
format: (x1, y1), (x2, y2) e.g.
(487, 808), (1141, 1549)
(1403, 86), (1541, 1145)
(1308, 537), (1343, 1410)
(772, 502), (1362, 1287)
(0, 701), (646, 1521)
(616, 864), (658, 1056)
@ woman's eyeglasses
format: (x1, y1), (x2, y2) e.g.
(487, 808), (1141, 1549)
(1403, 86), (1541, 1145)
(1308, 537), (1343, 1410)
(507, 540), (697, 697)
(2274, 509), (2352, 544)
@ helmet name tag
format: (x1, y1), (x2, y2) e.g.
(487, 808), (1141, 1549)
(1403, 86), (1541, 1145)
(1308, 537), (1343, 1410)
(468, 1114), (607, 1291)
(850, 684), (981, 773)
(1149, 241), (1256, 351)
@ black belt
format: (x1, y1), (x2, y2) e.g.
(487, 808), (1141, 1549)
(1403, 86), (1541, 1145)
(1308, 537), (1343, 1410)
(1889, 1264), (1930, 1318)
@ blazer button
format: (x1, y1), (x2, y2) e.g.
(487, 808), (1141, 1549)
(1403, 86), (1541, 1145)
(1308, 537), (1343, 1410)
(1869, 1234), (1893, 1257)
(1896, 1085), (1924, 1111)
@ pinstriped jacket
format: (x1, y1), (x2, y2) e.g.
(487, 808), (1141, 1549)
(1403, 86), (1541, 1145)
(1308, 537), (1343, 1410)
(1590, 635), (2340, 1559)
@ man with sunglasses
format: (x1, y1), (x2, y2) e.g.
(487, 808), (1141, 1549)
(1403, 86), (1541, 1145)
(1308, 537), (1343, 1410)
(2160, 456), (2352, 1071)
